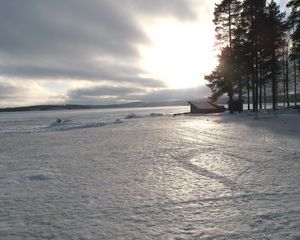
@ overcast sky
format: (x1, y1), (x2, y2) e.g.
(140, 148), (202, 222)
(0, 0), (288, 107)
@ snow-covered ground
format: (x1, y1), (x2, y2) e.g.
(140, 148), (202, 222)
(0, 107), (299, 239)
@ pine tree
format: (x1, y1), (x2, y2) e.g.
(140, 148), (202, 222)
(205, 47), (234, 102)
(282, 33), (290, 107)
(240, 0), (267, 112)
(263, 0), (286, 110)
(287, 0), (300, 105)
(232, 13), (255, 109)
(206, 0), (288, 111)
(214, 0), (241, 50)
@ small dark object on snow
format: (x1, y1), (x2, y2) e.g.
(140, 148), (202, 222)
(228, 99), (243, 113)
(56, 118), (62, 123)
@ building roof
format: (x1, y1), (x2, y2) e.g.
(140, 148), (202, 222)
(188, 100), (219, 110)
(187, 100), (225, 113)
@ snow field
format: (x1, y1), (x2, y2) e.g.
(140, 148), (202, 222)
(0, 108), (299, 239)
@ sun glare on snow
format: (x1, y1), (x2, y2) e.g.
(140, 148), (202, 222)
(140, 20), (218, 89)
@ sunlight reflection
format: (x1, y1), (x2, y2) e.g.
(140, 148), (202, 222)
(182, 117), (218, 130)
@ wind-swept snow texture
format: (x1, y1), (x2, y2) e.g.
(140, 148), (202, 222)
(0, 107), (299, 239)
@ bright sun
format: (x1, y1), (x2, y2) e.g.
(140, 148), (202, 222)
(140, 20), (218, 89)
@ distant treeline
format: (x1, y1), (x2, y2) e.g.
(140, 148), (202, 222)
(205, 0), (300, 111)
(0, 105), (91, 112)
(0, 101), (189, 112)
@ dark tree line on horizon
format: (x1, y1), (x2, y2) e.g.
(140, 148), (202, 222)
(205, 0), (300, 111)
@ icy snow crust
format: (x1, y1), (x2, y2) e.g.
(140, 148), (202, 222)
(0, 106), (299, 239)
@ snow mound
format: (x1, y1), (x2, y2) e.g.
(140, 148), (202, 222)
(45, 118), (123, 132)
(28, 174), (50, 181)
(124, 113), (141, 119)
(124, 113), (164, 119)
(149, 113), (164, 117)
(113, 119), (123, 124)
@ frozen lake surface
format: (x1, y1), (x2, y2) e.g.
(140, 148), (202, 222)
(0, 106), (299, 239)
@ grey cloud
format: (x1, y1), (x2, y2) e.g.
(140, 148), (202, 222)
(0, 0), (196, 84)
(133, 86), (211, 102)
(0, 82), (21, 99)
(0, 61), (165, 87)
(69, 86), (141, 98)
(67, 85), (144, 105)
(0, 0), (145, 58)
(66, 85), (211, 105)
(123, 0), (197, 19)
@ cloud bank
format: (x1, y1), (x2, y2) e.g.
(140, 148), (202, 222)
(66, 85), (211, 105)
(0, 0), (213, 107)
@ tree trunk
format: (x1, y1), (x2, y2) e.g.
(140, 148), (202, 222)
(294, 56), (297, 106)
(272, 54), (277, 110)
(264, 81), (267, 110)
(228, 0), (232, 51)
(247, 75), (250, 110)
(228, 93), (234, 114)
(283, 50), (286, 108)
(259, 60), (262, 110)
(255, 56), (259, 112)
(286, 47), (290, 107)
